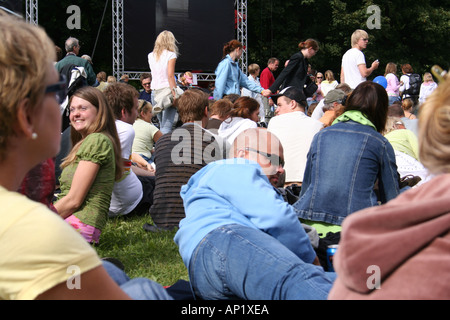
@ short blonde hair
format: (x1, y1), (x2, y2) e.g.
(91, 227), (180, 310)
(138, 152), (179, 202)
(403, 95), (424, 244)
(419, 80), (450, 174)
(0, 13), (56, 161)
(351, 29), (368, 46)
(137, 99), (153, 118)
(248, 64), (260, 76)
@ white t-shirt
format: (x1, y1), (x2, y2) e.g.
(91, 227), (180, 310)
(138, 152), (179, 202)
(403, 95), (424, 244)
(341, 48), (366, 89)
(268, 111), (323, 183)
(148, 50), (177, 90)
(109, 120), (143, 216)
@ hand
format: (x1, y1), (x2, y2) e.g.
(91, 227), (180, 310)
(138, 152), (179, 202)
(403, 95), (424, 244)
(372, 60), (380, 69)
(261, 89), (272, 97)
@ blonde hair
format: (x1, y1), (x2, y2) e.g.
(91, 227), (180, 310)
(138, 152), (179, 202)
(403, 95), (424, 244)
(419, 80), (450, 174)
(61, 87), (123, 181)
(351, 29), (368, 47)
(385, 62), (397, 76)
(0, 13), (56, 162)
(137, 99), (153, 118)
(248, 64), (260, 76)
(384, 116), (404, 135)
(153, 30), (179, 61)
(324, 70), (335, 82)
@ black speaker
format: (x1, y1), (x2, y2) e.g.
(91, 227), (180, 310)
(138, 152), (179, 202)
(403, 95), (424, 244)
(0, 0), (23, 15)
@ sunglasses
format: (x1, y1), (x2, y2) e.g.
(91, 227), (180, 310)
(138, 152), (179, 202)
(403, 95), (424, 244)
(45, 74), (67, 104)
(245, 147), (285, 168)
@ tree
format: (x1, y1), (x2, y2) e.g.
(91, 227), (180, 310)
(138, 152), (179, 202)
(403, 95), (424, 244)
(247, 0), (449, 79)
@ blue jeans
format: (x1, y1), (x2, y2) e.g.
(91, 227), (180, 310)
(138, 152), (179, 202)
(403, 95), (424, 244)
(157, 106), (177, 134)
(188, 224), (336, 300)
(388, 95), (401, 105)
(102, 261), (173, 300)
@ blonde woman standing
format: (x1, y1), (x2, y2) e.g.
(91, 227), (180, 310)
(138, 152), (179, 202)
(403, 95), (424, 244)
(148, 30), (179, 134)
(320, 70), (339, 97)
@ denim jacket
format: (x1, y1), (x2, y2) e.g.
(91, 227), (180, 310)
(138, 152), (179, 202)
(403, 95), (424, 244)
(293, 120), (400, 225)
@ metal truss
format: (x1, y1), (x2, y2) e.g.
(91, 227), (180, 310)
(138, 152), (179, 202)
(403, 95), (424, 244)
(113, 0), (248, 82)
(235, 0), (248, 75)
(25, 0), (38, 25)
(26, 0), (248, 83)
(112, 0), (124, 80)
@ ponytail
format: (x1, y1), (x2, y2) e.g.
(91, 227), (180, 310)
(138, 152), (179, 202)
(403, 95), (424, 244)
(298, 39), (319, 51)
(223, 40), (243, 58)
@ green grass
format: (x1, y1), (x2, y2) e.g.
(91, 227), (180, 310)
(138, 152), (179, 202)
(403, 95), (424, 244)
(94, 215), (188, 287)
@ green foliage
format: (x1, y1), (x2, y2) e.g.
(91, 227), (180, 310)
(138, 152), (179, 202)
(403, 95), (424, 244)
(247, 0), (449, 79)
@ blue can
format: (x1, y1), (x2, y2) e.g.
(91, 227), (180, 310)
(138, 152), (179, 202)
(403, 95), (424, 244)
(326, 245), (339, 272)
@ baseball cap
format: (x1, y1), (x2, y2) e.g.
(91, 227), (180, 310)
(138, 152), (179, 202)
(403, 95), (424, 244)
(271, 86), (306, 105)
(324, 89), (345, 104)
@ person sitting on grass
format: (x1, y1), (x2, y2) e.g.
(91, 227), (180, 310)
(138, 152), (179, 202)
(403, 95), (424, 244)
(174, 128), (335, 300)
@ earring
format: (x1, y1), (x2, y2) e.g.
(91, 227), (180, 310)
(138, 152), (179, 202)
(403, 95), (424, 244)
(31, 132), (38, 140)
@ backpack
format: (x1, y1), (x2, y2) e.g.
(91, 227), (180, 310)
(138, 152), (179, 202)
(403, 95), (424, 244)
(405, 73), (421, 96)
(59, 64), (88, 131)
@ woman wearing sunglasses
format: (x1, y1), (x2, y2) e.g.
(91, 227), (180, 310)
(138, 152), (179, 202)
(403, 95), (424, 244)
(0, 12), (171, 300)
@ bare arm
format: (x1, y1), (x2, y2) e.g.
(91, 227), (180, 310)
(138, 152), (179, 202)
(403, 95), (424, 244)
(131, 153), (155, 174)
(340, 67), (345, 84)
(35, 265), (131, 300)
(167, 58), (177, 95)
(55, 161), (100, 219)
(153, 130), (163, 143)
(358, 60), (379, 78)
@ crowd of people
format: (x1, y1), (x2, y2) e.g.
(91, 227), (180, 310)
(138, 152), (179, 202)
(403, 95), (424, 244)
(1, 8), (448, 301)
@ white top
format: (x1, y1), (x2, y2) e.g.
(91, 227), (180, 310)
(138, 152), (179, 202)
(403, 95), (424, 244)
(109, 120), (143, 216)
(341, 48), (366, 89)
(218, 117), (258, 146)
(241, 75), (265, 122)
(268, 111), (323, 183)
(310, 99), (325, 121)
(399, 74), (410, 96)
(320, 80), (339, 97)
(148, 50), (177, 90)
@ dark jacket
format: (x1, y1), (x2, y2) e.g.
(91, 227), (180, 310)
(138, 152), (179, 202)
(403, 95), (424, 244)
(269, 51), (308, 93)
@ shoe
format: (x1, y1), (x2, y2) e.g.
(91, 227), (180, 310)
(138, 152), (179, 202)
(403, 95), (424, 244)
(399, 175), (422, 188)
(143, 223), (174, 233)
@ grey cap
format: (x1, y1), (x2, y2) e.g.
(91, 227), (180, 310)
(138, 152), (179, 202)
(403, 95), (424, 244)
(324, 89), (345, 104)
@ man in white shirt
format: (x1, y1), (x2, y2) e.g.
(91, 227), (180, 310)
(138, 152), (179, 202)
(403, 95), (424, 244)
(268, 87), (323, 186)
(341, 29), (379, 89)
(104, 83), (155, 217)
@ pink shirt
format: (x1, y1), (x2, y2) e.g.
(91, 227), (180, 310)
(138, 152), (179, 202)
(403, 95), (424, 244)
(385, 73), (400, 96)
